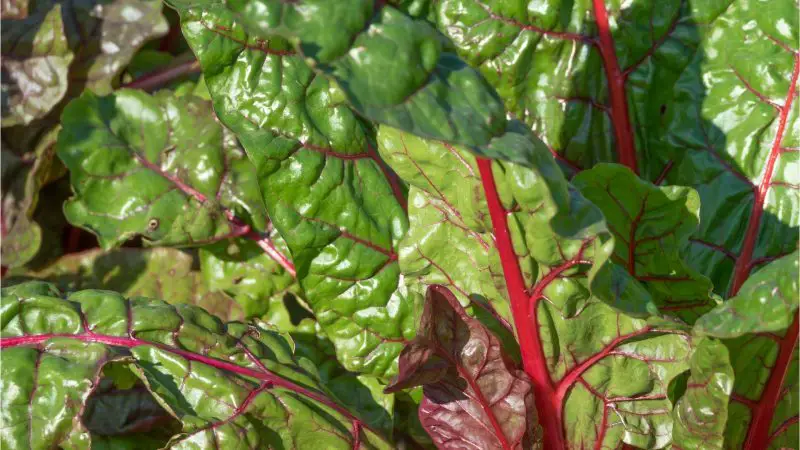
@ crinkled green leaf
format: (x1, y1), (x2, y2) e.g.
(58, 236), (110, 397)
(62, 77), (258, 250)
(696, 252), (799, 338)
(174, 5), (417, 379)
(573, 163), (716, 323)
(1, 5), (73, 126)
(168, 0), (508, 150)
(0, 281), (393, 449)
(200, 237), (304, 321)
(6, 247), (246, 322)
(379, 126), (693, 448)
(57, 89), (268, 249)
(671, 337), (733, 449)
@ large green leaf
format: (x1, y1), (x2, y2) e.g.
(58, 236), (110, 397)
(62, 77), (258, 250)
(0, 281), (393, 449)
(58, 89), (268, 249)
(1, 5), (73, 127)
(174, 4), (417, 379)
(167, 0), (508, 151)
(5, 247), (246, 322)
(379, 126), (694, 448)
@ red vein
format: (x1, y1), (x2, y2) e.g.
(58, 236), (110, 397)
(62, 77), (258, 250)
(454, 360), (513, 450)
(730, 55), (799, 296)
(591, 0), (638, 174)
(766, 415), (799, 446)
(627, 195), (648, 276)
(130, 152), (296, 275)
(0, 332), (376, 442)
(476, 158), (566, 450)
(122, 60), (201, 91)
(743, 316), (799, 449)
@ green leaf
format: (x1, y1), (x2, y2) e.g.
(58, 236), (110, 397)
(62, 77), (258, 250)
(57, 89), (268, 249)
(168, 0), (508, 149)
(379, 126), (694, 448)
(671, 337), (733, 450)
(6, 247), (246, 322)
(573, 163), (716, 323)
(1, 5), (73, 127)
(199, 237), (304, 321)
(1, 281), (393, 449)
(174, 5), (416, 379)
(696, 252), (799, 338)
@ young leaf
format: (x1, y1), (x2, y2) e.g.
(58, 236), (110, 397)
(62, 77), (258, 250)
(0, 281), (393, 449)
(380, 126), (695, 448)
(57, 89), (268, 249)
(573, 163), (716, 323)
(6, 247), (246, 321)
(385, 285), (539, 449)
(174, 6), (416, 378)
(1, 5), (73, 126)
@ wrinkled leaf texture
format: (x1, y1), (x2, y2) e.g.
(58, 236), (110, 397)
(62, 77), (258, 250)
(0, 281), (391, 449)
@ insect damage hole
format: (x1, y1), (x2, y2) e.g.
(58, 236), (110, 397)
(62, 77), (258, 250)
(147, 218), (160, 231)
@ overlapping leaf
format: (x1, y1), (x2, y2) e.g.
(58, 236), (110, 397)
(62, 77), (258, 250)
(386, 285), (538, 449)
(695, 253), (799, 448)
(0, 281), (393, 449)
(57, 89), (268, 249)
(573, 163), (715, 323)
(379, 126), (695, 448)
(6, 247), (245, 321)
(173, 4), (416, 378)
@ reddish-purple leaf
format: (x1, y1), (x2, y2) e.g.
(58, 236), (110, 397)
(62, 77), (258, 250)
(387, 285), (539, 450)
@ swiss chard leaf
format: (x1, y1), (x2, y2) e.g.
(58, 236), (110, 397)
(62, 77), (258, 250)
(173, 4), (416, 378)
(379, 127), (696, 448)
(0, 281), (393, 449)
(57, 89), (268, 249)
(695, 253), (799, 448)
(6, 247), (246, 321)
(1, 5), (73, 127)
(386, 285), (538, 449)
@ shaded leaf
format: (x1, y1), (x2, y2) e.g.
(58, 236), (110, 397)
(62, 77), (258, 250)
(386, 285), (538, 450)
(1, 5), (73, 126)
(5, 247), (245, 322)
(57, 89), (268, 249)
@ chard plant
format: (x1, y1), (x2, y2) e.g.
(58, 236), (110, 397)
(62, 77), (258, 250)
(1, 0), (798, 449)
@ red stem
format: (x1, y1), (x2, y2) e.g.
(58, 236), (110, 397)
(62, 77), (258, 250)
(743, 315), (800, 449)
(476, 158), (566, 450)
(733, 55), (800, 449)
(122, 60), (202, 91)
(591, 0), (638, 174)
(729, 55), (800, 296)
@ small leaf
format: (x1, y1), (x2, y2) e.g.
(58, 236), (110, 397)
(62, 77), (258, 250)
(386, 285), (539, 450)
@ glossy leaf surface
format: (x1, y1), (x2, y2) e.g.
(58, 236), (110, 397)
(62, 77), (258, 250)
(0, 281), (392, 449)
(174, 4), (416, 378)
(58, 89), (268, 249)
(386, 285), (538, 449)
